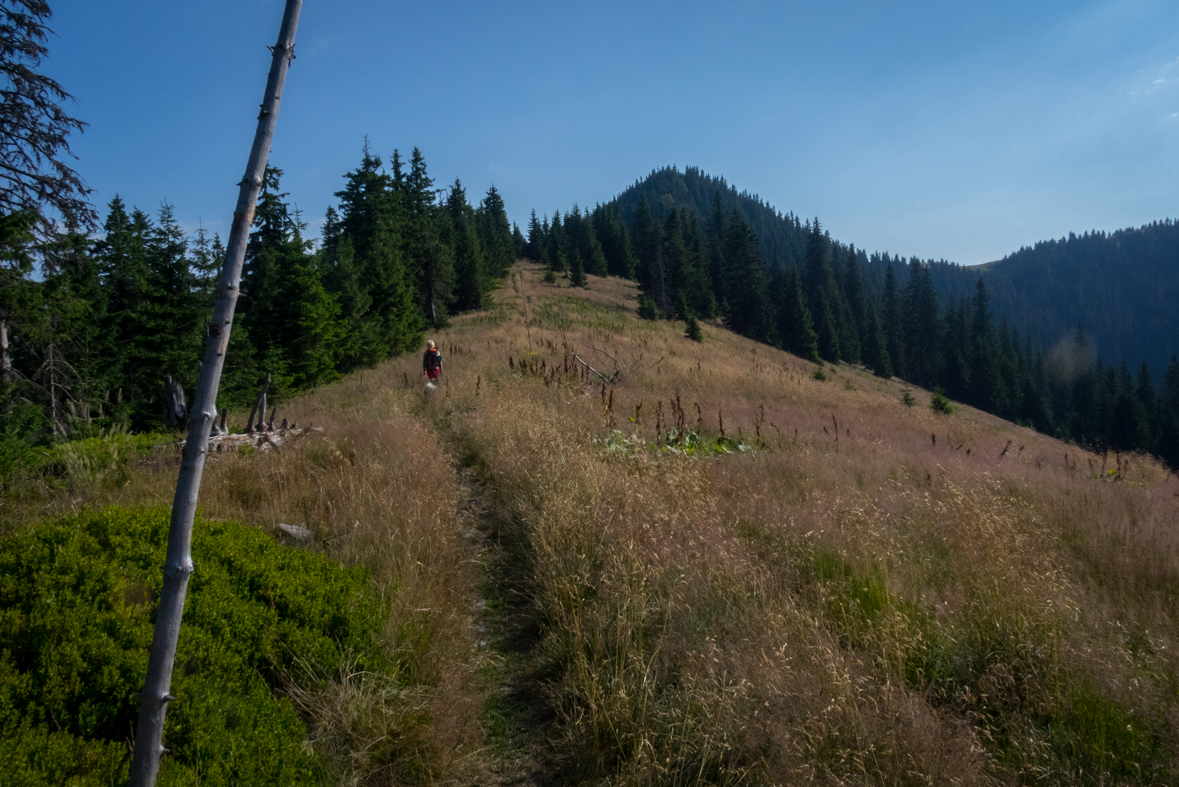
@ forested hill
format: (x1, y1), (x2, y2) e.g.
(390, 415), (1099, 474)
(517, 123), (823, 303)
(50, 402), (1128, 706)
(608, 166), (1179, 379)
(613, 167), (810, 268)
(965, 222), (1179, 384)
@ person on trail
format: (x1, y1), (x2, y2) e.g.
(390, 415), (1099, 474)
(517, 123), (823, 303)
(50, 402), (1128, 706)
(423, 340), (443, 383)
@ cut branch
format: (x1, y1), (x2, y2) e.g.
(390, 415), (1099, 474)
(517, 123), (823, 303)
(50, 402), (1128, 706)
(573, 353), (613, 383)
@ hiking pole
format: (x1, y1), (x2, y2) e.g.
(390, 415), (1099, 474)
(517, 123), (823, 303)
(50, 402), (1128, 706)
(128, 2), (303, 784)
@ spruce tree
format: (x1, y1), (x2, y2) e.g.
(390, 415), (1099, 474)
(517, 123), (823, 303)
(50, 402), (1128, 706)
(903, 260), (941, 389)
(93, 196), (150, 410)
(593, 203), (638, 279)
(721, 212), (773, 343)
(772, 265), (819, 362)
(525, 209), (543, 261)
(661, 210), (688, 315)
(547, 211), (567, 273)
(882, 263), (906, 379)
(842, 245), (868, 364)
(512, 223), (526, 259)
(321, 233), (376, 372)
(579, 209), (608, 277)
(569, 246), (587, 288)
(447, 178), (486, 311)
(969, 279), (1003, 412)
(803, 221), (841, 362)
(631, 197), (666, 313)
(705, 192), (727, 300)
(477, 185), (515, 278)
(403, 148), (453, 326)
(862, 300), (892, 378)
(142, 203), (204, 396)
(1159, 356), (1179, 470)
(680, 292), (703, 342)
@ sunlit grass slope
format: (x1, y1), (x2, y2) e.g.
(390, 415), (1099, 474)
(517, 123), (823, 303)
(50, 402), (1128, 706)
(436, 264), (1179, 785)
(4, 261), (1178, 786)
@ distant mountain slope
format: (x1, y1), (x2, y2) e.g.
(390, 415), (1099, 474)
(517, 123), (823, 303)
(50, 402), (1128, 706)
(972, 223), (1179, 379)
(609, 166), (1179, 378)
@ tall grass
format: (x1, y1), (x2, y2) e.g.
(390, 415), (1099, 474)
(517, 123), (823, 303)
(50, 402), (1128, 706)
(5, 261), (1178, 784)
(440, 264), (1179, 784)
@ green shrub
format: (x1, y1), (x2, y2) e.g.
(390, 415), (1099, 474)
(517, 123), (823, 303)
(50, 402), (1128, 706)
(930, 387), (954, 415)
(0, 507), (391, 786)
(901, 389), (917, 407)
(812, 368), (828, 382)
(637, 293), (659, 320)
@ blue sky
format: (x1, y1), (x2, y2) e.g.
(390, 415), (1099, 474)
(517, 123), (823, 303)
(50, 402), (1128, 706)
(47, 0), (1178, 265)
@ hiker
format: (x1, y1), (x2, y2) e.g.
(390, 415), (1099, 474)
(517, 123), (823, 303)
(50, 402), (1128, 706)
(422, 340), (443, 384)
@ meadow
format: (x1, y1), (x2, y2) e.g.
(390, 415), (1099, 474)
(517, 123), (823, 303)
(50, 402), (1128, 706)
(3, 262), (1177, 785)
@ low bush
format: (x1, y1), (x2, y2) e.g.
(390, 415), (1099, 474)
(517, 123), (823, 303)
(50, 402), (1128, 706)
(0, 507), (391, 786)
(930, 387), (955, 414)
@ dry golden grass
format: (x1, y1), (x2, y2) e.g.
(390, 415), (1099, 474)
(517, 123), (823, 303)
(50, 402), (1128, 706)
(432, 263), (1179, 785)
(7, 261), (1179, 785)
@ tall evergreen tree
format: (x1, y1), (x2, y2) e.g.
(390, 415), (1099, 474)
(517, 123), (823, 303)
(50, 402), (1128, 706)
(969, 278), (1003, 412)
(631, 197), (666, 313)
(592, 203), (638, 279)
(772, 265), (819, 362)
(842, 246), (869, 365)
(477, 184), (515, 279)
(142, 203), (204, 395)
(862, 299), (892, 378)
(721, 211), (774, 343)
(881, 262), (906, 380)
(525, 209), (543, 261)
(803, 220), (841, 362)
(680, 212), (716, 319)
(903, 260), (941, 389)
(321, 233), (376, 372)
(403, 147), (453, 326)
(1158, 355), (1179, 470)
(546, 210), (567, 273)
(93, 196), (150, 407)
(447, 178), (486, 311)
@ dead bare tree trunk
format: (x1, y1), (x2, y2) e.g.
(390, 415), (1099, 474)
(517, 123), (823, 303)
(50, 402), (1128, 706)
(0, 318), (10, 385)
(128, 3), (303, 785)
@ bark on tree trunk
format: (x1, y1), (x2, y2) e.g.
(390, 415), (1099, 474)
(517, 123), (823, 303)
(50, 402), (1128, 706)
(127, 3), (303, 785)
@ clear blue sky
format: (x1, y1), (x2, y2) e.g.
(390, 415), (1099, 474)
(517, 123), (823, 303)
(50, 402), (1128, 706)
(47, 0), (1178, 265)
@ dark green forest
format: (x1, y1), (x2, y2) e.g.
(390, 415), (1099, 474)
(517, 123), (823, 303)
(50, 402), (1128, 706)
(0, 145), (518, 471)
(526, 167), (1179, 470)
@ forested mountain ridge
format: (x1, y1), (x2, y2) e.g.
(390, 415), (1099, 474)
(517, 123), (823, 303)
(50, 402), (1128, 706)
(955, 222), (1179, 382)
(527, 166), (1179, 468)
(608, 165), (1179, 380)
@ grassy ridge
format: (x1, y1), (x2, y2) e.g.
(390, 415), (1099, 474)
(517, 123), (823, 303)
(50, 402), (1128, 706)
(442, 266), (1179, 784)
(3, 262), (1178, 784)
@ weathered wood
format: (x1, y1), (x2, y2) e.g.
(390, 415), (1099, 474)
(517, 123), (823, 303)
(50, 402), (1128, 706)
(572, 353), (611, 382)
(245, 374), (270, 433)
(162, 376), (187, 430)
(0, 317), (10, 385)
(128, 3), (303, 785)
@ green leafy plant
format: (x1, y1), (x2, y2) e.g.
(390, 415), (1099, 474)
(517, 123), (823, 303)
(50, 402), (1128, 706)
(901, 390), (917, 407)
(812, 368), (828, 382)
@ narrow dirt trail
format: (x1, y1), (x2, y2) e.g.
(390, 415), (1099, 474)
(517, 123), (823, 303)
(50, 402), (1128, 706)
(448, 446), (557, 786)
